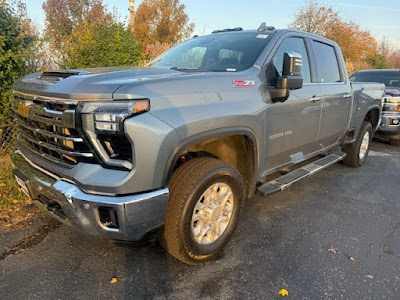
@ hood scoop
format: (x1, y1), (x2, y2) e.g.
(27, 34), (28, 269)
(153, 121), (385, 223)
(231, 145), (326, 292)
(39, 70), (90, 81)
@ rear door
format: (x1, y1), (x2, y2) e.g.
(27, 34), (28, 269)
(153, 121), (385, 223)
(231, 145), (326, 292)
(310, 40), (352, 148)
(264, 36), (322, 170)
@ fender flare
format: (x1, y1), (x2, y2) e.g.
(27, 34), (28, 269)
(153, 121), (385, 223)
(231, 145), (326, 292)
(359, 105), (381, 135)
(347, 105), (381, 144)
(161, 127), (259, 186)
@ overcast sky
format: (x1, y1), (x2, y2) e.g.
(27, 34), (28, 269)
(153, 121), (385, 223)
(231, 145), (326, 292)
(25, 0), (400, 49)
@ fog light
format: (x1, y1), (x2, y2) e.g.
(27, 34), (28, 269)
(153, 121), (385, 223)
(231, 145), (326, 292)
(391, 119), (400, 126)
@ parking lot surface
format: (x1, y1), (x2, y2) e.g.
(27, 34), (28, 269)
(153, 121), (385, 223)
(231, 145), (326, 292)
(1, 142), (400, 299)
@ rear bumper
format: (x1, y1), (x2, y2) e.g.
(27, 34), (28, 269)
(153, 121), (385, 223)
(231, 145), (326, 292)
(11, 151), (169, 241)
(376, 113), (400, 140)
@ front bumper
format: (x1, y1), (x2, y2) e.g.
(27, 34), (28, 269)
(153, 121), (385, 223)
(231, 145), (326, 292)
(376, 113), (400, 140)
(11, 151), (169, 241)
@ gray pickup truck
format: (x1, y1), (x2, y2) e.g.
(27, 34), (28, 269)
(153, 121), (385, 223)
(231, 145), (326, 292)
(11, 24), (385, 264)
(351, 69), (400, 146)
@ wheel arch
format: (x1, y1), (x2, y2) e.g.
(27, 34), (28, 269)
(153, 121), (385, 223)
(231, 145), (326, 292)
(353, 105), (381, 139)
(364, 106), (381, 132)
(162, 127), (259, 199)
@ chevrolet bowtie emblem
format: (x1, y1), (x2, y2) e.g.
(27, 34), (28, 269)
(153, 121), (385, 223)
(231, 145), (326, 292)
(18, 102), (30, 117)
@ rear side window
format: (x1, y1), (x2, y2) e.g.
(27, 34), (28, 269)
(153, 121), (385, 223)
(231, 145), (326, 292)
(311, 41), (341, 83)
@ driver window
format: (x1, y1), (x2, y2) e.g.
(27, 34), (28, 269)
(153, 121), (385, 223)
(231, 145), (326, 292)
(268, 37), (311, 85)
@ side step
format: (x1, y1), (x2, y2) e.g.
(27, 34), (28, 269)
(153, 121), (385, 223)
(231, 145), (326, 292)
(257, 152), (347, 196)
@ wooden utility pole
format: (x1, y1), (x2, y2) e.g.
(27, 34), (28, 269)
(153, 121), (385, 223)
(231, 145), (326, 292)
(129, 0), (135, 33)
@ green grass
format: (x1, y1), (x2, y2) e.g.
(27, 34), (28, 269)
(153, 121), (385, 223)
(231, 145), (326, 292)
(0, 156), (27, 213)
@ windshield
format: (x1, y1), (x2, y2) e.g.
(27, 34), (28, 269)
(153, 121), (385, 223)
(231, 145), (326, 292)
(148, 32), (273, 72)
(350, 72), (400, 89)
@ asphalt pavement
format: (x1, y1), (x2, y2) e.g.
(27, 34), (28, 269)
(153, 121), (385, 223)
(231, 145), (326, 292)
(1, 141), (400, 299)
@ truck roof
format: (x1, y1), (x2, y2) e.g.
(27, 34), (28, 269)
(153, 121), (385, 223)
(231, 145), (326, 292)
(205, 27), (339, 47)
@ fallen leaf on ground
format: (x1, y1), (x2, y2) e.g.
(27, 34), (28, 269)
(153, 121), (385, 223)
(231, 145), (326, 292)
(279, 289), (289, 296)
(328, 247), (338, 254)
(110, 278), (117, 284)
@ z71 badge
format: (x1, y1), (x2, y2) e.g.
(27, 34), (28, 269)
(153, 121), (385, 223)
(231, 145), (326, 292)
(233, 80), (255, 88)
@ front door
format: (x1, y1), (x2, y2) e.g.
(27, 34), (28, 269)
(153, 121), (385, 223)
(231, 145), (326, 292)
(264, 37), (322, 171)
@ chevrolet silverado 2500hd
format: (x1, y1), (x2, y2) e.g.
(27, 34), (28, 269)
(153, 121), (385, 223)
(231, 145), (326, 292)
(351, 69), (400, 146)
(11, 25), (385, 264)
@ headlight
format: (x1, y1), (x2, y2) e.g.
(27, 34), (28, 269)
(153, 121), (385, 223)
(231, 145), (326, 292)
(78, 100), (150, 170)
(382, 105), (400, 112)
(80, 100), (150, 133)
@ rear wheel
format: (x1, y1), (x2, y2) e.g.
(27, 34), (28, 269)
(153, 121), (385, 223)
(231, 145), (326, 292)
(343, 121), (373, 168)
(161, 157), (244, 265)
(390, 139), (400, 146)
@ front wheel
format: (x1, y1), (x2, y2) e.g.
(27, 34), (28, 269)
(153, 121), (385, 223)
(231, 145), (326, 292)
(342, 121), (373, 168)
(161, 157), (244, 265)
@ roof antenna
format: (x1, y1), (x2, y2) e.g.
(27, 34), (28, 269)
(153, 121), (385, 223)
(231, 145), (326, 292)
(258, 22), (267, 31)
(258, 22), (275, 32)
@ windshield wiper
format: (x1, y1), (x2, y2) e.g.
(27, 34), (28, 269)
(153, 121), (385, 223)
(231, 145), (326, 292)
(170, 67), (213, 72)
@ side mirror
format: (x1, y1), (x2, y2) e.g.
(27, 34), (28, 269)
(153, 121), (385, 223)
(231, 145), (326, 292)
(270, 52), (304, 103)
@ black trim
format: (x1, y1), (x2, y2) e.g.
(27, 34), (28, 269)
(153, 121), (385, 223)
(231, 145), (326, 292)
(357, 106), (381, 137)
(75, 104), (132, 171)
(304, 38), (318, 83)
(162, 127), (259, 186)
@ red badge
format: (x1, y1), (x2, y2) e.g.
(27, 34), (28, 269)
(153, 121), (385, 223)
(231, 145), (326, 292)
(233, 80), (255, 88)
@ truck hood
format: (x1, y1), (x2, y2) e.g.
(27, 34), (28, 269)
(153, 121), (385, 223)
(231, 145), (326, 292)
(385, 88), (400, 97)
(13, 67), (188, 101)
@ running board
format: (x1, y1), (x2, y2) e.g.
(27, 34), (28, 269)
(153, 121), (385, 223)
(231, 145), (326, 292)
(257, 153), (347, 196)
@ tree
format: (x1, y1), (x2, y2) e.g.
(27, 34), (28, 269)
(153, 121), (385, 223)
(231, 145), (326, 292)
(64, 19), (145, 68)
(42, 0), (111, 51)
(368, 38), (400, 70)
(134, 0), (194, 46)
(0, 0), (36, 122)
(390, 51), (400, 69)
(290, 0), (377, 73)
(42, 0), (144, 68)
(327, 21), (377, 67)
(367, 54), (390, 70)
(144, 41), (171, 59)
(290, 0), (339, 36)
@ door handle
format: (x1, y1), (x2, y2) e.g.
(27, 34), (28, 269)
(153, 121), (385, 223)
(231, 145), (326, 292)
(309, 96), (322, 103)
(343, 94), (352, 99)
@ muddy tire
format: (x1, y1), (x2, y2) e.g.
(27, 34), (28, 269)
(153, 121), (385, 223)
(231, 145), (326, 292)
(343, 121), (373, 168)
(161, 157), (244, 265)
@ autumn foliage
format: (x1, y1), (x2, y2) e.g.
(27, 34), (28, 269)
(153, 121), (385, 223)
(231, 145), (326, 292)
(134, 0), (194, 57)
(42, 0), (111, 51)
(290, 0), (398, 74)
(42, 0), (144, 68)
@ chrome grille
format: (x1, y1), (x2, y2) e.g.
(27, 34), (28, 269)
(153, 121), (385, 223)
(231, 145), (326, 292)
(13, 93), (95, 168)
